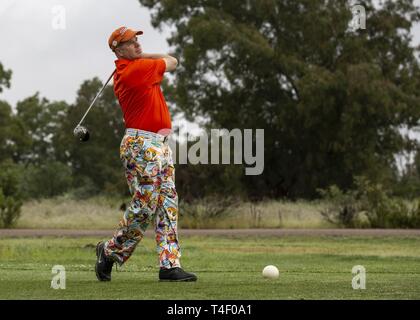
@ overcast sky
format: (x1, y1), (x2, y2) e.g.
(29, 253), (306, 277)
(0, 0), (172, 107)
(1, 0), (420, 109)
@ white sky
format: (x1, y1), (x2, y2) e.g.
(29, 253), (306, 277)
(0, 0), (172, 107)
(0, 0), (420, 111)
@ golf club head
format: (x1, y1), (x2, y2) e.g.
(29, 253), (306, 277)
(73, 125), (90, 142)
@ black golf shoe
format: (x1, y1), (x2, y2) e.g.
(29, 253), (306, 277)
(159, 267), (198, 282)
(95, 241), (115, 282)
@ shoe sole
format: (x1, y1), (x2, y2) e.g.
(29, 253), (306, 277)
(95, 241), (111, 282)
(159, 277), (197, 282)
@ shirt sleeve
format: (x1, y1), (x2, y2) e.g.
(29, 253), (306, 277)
(136, 59), (166, 85)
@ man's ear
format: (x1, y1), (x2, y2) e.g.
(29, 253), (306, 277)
(114, 47), (122, 58)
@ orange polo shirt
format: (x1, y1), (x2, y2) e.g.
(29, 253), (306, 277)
(113, 58), (171, 133)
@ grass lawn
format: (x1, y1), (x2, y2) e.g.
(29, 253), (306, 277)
(0, 235), (419, 299)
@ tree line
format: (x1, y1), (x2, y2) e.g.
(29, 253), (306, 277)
(1, 0), (420, 209)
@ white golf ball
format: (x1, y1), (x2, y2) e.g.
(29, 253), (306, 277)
(262, 265), (279, 279)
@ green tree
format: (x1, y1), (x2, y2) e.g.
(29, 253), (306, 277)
(0, 62), (11, 93)
(0, 100), (32, 164)
(15, 93), (69, 165)
(0, 160), (23, 228)
(21, 161), (73, 199)
(174, 137), (245, 202)
(54, 78), (127, 196)
(0, 101), (16, 162)
(0, 62), (20, 163)
(139, 0), (420, 199)
(0, 61), (74, 200)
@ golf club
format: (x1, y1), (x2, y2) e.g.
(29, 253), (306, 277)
(73, 69), (116, 142)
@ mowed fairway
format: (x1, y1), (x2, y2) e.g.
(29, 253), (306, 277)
(0, 235), (419, 299)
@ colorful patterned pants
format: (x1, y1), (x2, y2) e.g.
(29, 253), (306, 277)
(104, 129), (181, 269)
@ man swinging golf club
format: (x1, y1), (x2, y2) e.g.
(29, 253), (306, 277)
(95, 26), (197, 282)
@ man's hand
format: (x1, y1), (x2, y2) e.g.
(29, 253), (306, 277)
(140, 53), (178, 73)
(163, 56), (178, 73)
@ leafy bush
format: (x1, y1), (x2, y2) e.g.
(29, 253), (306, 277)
(393, 200), (420, 228)
(0, 189), (22, 228)
(363, 194), (420, 229)
(66, 176), (100, 200)
(318, 176), (420, 228)
(21, 161), (73, 199)
(354, 177), (420, 228)
(317, 185), (360, 228)
(0, 160), (23, 228)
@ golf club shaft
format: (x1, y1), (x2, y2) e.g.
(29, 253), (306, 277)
(76, 69), (116, 128)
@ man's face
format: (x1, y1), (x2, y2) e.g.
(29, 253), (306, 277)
(116, 36), (142, 60)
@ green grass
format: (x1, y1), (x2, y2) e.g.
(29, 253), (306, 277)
(0, 235), (419, 299)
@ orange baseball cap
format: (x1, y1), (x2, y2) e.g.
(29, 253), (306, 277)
(108, 27), (143, 51)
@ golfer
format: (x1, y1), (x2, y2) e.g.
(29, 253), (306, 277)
(95, 26), (197, 282)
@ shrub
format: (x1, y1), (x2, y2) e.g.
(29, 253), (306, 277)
(318, 176), (420, 228)
(66, 176), (99, 200)
(364, 195), (420, 228)
(317, 185), (364, 228)
(0, 189), (22, 228)
(0, 160), (23, 228)
(21, 161), (73, 199)
(355, 177), (420, 228)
